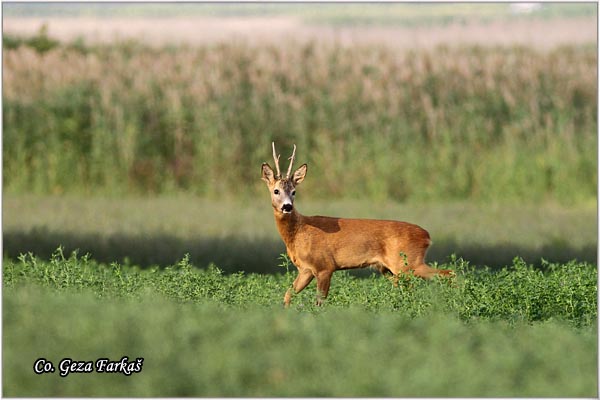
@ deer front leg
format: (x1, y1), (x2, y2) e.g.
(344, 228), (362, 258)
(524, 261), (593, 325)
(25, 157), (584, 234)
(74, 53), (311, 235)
(315, 270), (334, 306)
(284, 268), (314, 307)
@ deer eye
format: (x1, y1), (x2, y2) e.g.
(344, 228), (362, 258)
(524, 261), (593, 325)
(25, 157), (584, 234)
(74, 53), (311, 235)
(292, 190), (296, 196)
(274, 189), (280, 195)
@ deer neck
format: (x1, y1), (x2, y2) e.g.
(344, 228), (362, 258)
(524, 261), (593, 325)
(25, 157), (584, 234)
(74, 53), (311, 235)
(274, 208), (303, 248)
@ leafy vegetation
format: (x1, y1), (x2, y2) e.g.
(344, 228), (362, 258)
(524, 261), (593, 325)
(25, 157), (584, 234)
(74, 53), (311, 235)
(4, 249), (597, 326)
(3, 249), (597, 396)
(3, 38), (596, 203)
(4, 195), (597, 271)
(3, 7), (597, 396)
(5, 290), (597, 397)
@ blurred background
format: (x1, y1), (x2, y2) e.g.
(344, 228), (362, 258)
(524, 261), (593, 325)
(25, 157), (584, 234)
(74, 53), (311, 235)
(3, 3), (597, 272)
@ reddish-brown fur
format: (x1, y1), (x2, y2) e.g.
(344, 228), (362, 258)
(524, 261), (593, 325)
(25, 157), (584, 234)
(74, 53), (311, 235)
(262, 144), (452, 306)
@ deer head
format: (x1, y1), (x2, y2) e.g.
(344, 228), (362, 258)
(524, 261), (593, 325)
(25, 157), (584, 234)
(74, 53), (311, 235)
(261, 142), (307, 215)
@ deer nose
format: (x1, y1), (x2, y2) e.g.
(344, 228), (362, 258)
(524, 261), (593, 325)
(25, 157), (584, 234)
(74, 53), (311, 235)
(282, 204), (293, 213)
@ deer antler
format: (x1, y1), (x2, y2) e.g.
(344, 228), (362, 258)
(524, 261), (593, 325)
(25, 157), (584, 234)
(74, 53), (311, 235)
(286, 144), (297, 178)
(272, 142), (282, 178)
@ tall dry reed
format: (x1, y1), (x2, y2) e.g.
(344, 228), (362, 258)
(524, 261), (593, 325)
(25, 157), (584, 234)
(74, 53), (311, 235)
(3, 40), (597, 203)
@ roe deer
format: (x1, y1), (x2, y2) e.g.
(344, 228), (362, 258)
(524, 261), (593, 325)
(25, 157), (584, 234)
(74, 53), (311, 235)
(262, 143), (452, 306)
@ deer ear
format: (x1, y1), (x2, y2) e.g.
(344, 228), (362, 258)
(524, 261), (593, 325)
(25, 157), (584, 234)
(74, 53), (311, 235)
(261, 163), (276, 184)
(292, 164), (307, 185)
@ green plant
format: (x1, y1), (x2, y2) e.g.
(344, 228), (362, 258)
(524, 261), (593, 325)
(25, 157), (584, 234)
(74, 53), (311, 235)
(3, 40), (596, 203)
(4, 249), (596, 325)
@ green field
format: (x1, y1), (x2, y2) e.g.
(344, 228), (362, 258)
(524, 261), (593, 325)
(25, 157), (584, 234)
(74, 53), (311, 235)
(3, 195), (597, 272)
(3, 249), (597, 397)
(3, 37), (597, 203)
(3, 6), (598, 397)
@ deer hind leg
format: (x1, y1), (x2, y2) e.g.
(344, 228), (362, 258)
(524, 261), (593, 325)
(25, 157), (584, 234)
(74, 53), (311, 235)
(409, 247), (454, 279)
(412, 263), (442, 279)
(381, 246), (437, 280)
(284, 268), (315, 307)
(386, 248), (453, 280)
(413, 263), (454, 278)
(373, 263), (400, 287)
